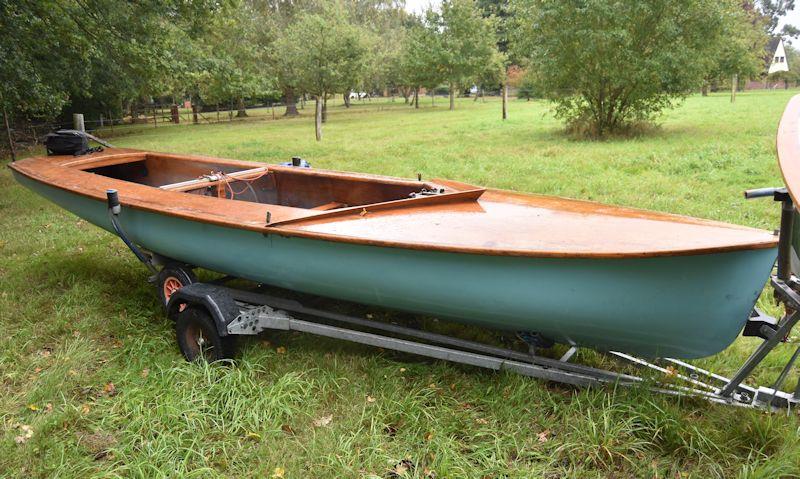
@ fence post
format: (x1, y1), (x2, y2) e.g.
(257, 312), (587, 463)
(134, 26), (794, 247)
(73, 113), (85, 132)
(153, 107), (157, 128)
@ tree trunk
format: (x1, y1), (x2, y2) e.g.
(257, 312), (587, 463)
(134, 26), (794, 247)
(322, 94), (328, 123)
(315, 96), (323, 141)
(701, 84), (708, 96)
(449, 82), (455, 110)
(414, 87), (419, 109)
(2, 99), (16, 162)
(343, 91), (351, 108)
(731, 74), (737, 103)
(502, 81), (508, 120)
(237, 97), (248, 117)
(284, 88), (299, 116)
(192, 102), (199, 124)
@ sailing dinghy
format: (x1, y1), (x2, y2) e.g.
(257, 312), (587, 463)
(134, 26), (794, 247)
(10, 148), (777, 359)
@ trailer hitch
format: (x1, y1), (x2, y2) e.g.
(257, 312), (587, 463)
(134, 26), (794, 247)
(106, 189), (158, 280)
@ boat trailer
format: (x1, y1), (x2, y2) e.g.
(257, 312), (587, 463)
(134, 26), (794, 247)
(105, 188), (800, 411)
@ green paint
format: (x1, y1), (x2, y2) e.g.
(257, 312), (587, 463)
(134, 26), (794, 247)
(15, 172), (777, 359)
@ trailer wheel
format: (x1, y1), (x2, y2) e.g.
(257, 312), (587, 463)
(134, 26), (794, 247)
(175, 306), (237, 362)
(157, 263), (197, 309)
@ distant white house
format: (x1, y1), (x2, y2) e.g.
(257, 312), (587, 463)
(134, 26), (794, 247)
(769, 38), (789, 75)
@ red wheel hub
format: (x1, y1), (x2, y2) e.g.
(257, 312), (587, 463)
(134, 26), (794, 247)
(163, 276), (183, 301)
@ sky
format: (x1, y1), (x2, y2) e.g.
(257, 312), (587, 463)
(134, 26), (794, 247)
(781, 8), (800, 37)
(404, 0), (440, 14)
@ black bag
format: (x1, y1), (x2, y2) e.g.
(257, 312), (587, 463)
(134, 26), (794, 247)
(45, 130), (102, 156)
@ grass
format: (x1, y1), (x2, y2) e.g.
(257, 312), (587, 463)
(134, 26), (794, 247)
(3, 91), (800, 477)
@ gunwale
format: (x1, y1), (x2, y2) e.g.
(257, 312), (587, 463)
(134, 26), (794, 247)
(9, 148), (777, 259)
(778, 94), (800, 204)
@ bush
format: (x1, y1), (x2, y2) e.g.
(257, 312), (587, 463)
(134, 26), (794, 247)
(510, 0), (734, 137)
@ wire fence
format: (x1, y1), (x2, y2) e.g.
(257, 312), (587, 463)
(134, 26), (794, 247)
(1, 92), (504, 161)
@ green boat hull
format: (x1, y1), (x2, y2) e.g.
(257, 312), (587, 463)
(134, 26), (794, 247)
(16, 172), (777, 359)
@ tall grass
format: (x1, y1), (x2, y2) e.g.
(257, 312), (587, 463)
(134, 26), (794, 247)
(2, 91), (800, 477)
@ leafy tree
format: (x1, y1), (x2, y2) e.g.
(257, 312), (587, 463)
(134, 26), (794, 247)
(510, 0), (734, 137)
(195, 1), (277, 117)
(702, 3), (767, 96)
(400, 21), (445, 108)
(276, 7), (369, 140)
(759, 0), (799, 37)
(427, 0), (498, 110)
(1, 0), (222, 126)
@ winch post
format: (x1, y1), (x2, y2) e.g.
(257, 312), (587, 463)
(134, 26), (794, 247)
(776, 190), (794, 281)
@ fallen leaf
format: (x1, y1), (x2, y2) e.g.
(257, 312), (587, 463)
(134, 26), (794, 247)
(27, 404), (39, 412)
(276, 346), (287, 354)
(81, 404), (91, 414)
(281, 424), (295, 435)
(14, 425), (33, 444)
(140, 369), (150, 379)
(313, 415), (333, 427)
(424, 431), (434, 442)
(389, 459), (415, 478)
(537, 429), (551, 443)
(271, 467), (285, 478)
(244, 432), (261, 441)
(34, 367), (42, 374)
(39, 349), (51, 358)
(665, 366), (677, 377)
(475, 418), (488, 425)
(449, 383), (456, 391)
(359, 208), (368, 216)
(103, 383), (117, 396)
(68, 369), (79, 377)
(399, 368), (406, 373)
(45, 403), (53, 413)
(366, 395), (376, 403)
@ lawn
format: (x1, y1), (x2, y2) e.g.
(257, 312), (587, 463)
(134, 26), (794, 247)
(2, 91), (800, 478)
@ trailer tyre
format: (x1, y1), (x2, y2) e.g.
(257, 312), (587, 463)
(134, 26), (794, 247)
(175, 306), (237, 362)
(157, 263), (197, 309)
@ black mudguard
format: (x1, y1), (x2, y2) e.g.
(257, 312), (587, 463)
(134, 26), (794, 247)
(166, 283), (239, 337)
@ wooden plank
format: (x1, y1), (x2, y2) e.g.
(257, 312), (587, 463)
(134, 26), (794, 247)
(159, 167), (269, 192)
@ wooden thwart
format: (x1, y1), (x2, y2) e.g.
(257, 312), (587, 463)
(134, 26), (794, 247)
(159, 166), (269, 192)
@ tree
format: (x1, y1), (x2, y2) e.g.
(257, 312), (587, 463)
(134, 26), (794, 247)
(276, 7), (369, 140)
(427, 0), (498, 110)
(195, 2), (277, 118)
(0, 0), (221, 126)
(510, 0), (734, 137)
(759, 0), (799, 37)
(400, 21), (444, 109)
(702, 3), (767, 97)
